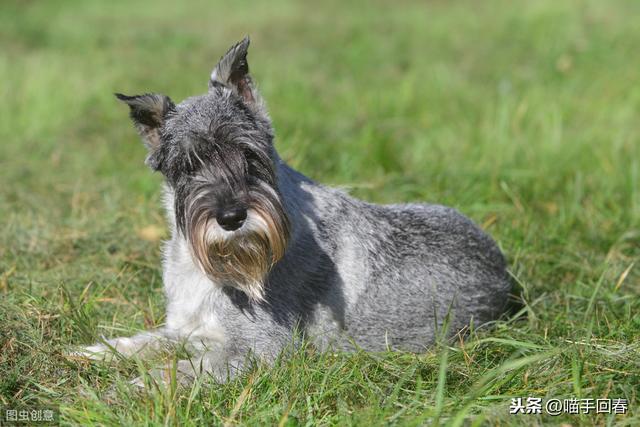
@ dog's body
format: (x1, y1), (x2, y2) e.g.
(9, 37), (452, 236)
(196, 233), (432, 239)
(81, 38), (511, 383)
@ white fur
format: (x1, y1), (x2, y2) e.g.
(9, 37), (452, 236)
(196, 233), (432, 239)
(76, 186), (227, 380)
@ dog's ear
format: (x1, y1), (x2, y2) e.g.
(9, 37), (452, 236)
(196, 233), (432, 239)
(115, 93), (175, 152)
(209, 37), (256, 104)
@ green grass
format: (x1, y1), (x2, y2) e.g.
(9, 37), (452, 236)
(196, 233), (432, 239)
(1, 0), (639, 425)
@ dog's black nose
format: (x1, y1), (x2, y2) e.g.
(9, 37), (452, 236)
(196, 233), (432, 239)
(217, 207), (247, 231)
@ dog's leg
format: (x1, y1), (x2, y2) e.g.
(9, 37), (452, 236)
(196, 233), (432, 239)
(75, 329), (176, 361)
(130, 350), (248, 388)
(129, 360), (198, 388)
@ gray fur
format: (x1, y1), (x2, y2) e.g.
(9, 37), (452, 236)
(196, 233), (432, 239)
(79, 39), (511, 384)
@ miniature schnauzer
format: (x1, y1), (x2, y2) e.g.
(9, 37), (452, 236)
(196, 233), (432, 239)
(79, 38), (511, 384)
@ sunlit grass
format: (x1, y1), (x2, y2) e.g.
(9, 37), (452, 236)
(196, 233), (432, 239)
(1, 0), (639, 424)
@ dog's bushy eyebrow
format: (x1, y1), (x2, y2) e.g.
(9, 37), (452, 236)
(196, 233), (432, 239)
(244, 145), (274, 185)
(209, 139), (249, 185)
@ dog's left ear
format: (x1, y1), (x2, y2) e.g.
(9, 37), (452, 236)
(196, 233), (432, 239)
(209, 37), (256, 104)
(115, 92), (175, 150)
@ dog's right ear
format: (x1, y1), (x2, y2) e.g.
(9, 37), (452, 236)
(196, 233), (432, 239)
(209, 37), (257, 104)
(115, 93), (175, 153)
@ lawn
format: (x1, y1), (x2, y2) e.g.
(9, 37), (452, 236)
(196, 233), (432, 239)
(1, 0), (639, 425)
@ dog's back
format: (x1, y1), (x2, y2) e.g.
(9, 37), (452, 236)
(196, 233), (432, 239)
(277, 163), (512, 351)
(345, 203), (510, 351)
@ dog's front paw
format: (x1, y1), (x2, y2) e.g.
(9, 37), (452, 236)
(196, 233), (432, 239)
(69, 332), (170, 363)
(70, 336), (144, 361)
(69, 343), (116, 362)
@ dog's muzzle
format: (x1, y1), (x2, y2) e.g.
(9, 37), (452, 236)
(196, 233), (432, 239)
(185, 199), (289, 301)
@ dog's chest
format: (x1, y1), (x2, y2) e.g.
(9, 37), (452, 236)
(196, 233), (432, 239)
(162, 237), (225, 339)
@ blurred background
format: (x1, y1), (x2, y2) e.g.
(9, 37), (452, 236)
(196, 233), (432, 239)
(1, 0), (638, 423)
(3, 0), (638, 291)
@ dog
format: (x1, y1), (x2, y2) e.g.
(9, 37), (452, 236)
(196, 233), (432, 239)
(79, 38), (512, 384)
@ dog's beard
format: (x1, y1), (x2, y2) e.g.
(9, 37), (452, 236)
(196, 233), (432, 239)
(186, 203), (289, 302)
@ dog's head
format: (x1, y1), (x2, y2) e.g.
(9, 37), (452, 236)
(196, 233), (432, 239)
(117, 38), (289, 301)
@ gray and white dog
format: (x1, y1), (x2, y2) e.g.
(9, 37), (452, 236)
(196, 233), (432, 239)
(80, 38), (511, 383)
